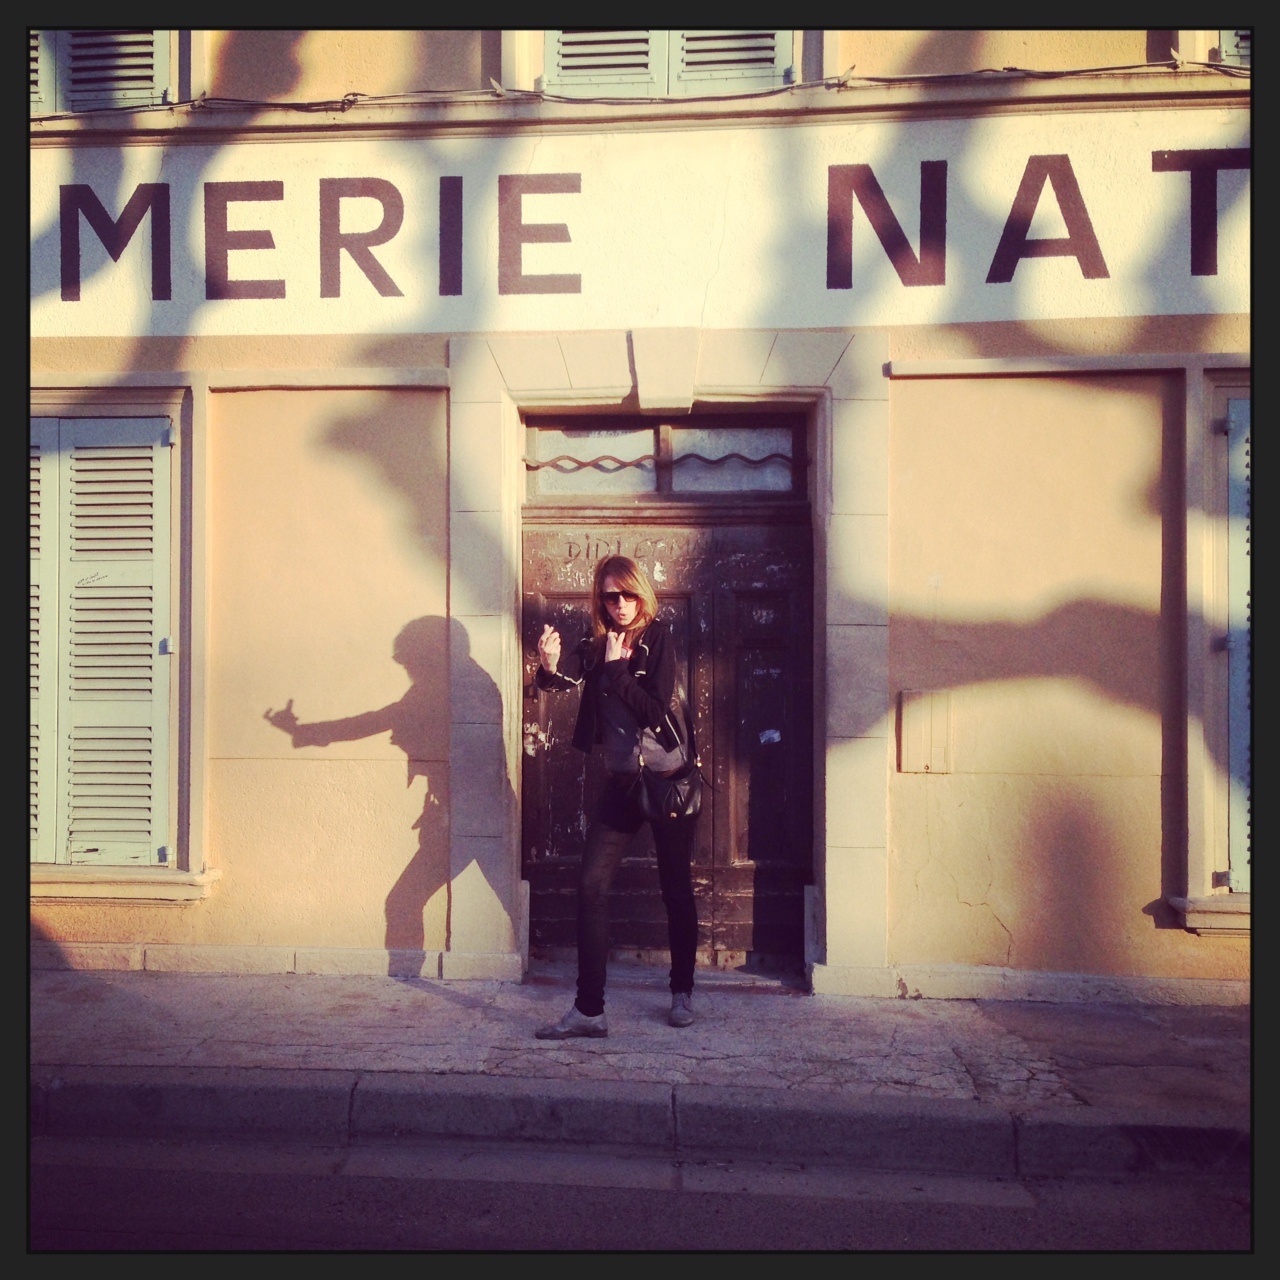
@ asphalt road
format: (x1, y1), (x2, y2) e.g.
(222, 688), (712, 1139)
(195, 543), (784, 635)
(30, 1134), (1252, 1252)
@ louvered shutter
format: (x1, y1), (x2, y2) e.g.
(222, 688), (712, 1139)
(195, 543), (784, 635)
(1218, 30), (1251, 67)
(30, 29), (54, 113)
(30, 420), (60, 863)
(31, 30), (171, 114)
(671, 30), (794, 94)
(58, 418), (171, 866)
(543, 30), (667, 97)
(1226, 395), (1250, 891)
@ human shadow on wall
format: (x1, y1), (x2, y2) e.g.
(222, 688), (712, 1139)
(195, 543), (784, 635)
(265, 615), (511, 977)
(39, 28), (1243, 981)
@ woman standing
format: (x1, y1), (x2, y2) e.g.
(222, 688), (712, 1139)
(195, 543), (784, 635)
(534, 555), (699, 1038)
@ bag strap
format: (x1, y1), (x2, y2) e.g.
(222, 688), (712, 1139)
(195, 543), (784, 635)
(673, 685), (700, 770)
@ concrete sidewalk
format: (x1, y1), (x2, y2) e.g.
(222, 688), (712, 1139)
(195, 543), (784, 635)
(30, 961), (1250, 1178)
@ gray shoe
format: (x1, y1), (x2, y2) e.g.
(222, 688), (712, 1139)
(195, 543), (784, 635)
(669, 992), (694, 1027)
(535, 1004), (608, 1039)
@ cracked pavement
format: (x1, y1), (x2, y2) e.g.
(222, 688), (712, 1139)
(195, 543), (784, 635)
(30, 960), (1248, 1113)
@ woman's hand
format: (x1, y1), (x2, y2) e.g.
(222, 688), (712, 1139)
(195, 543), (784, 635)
(264, 699), (299, 733)
(604, 629), (627, 663)
(537, 623), (561, 673)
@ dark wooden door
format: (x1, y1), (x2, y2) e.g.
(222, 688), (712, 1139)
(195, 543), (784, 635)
(521, 516), (812, 971)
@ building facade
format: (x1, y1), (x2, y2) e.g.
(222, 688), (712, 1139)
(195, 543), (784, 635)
(31, 30), (1250, 999)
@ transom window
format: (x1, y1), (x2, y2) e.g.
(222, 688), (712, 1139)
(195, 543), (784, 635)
(524, 413), (807, 500)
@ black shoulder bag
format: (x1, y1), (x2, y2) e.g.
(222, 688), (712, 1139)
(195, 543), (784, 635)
(633, 689), (704, 824)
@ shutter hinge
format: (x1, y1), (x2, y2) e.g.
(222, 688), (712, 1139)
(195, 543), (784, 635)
(1211, 634), (1233, 654)
(1213, 416), (1231, 436)
(157, 846), (168, 864)
(158, 637), (175, 655)
(162, 427), (175, 446)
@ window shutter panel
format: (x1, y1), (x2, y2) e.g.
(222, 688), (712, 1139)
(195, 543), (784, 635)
(32, 30), (176, 114)
(543, 30), (668, 97)
(58, 418), (171, 866)
(1218, 30), (1251, 67)
(30, 420), (60, 863)
(60, 30), (170, 111)
(671, 30), (794, 94)
(1226, 396), (1250, 891)
(30, 30), (54, 114)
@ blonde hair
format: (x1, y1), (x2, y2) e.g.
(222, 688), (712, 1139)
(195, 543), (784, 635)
(590, 555), (658, 653)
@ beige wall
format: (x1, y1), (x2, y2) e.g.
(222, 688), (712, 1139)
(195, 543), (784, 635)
(202, 30), (1158, 99)
(29, 38), (1249, 991)
(886, 316), (1251, 365)
(29, 331), (1248, 990)
(29, 318), (1248, 378)
(204, 387), (450, 952)
(887, 373), (1246, 979)
(29, 335), (450, 377)
(839, 30), (1154, 77)
(206, 30), (499, 100)
(33, 385), (452, 966)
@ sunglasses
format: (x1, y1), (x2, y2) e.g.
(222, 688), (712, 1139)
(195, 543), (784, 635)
(602, 590), (639, 605)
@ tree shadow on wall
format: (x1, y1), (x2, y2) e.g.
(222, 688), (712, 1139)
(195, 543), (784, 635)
(265, 615), (506, 977)
(891, 594), (1188, 919)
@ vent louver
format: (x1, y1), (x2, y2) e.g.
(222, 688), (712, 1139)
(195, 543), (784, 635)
(69, 585), (155, 699)
(556, 30), (652, 77)
(29, 30), (42, 104)
(680, 30), (777, 71)
(70, 443), (155, 559)
(30, 583), (40, 699)
(67, 725), (154, 848)
(64, 30), (163, 109)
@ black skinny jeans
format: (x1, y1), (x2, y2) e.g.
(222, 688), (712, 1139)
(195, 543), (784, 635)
(574, 775), (697, 1018)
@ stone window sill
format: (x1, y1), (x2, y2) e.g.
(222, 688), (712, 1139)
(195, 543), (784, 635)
(1166, 893), (1250, 936)
(30, 866), (221, 902)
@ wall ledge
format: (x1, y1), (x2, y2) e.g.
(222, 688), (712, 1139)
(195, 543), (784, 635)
(1166, 894), (1251, 936)
(28, 940), (522, 979)
(888, 352), (1251, 378)
(810, 962), (1249, 1005)
(31, 867), (222, 903)
(440, 951), (525, 981)
(30, 68), (1248, 146)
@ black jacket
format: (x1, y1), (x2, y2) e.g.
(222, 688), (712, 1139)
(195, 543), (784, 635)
(534, 618), (683, 756)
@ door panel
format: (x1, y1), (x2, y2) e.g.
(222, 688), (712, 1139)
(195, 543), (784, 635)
(711, 524), (813, 960)
(522, 518), (811, 968)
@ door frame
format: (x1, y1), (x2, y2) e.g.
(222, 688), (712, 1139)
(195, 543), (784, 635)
(519, 500), (815, 968)
(445, 329), (892, 986)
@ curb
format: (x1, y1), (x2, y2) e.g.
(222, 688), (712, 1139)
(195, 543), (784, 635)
(675, 1086), (1014, 1174)
(353, 1074), (673, 1149)
(30, 1066), (1250, 1178)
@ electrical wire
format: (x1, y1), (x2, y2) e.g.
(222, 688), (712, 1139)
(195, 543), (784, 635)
(31, 55), (1247, 121)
